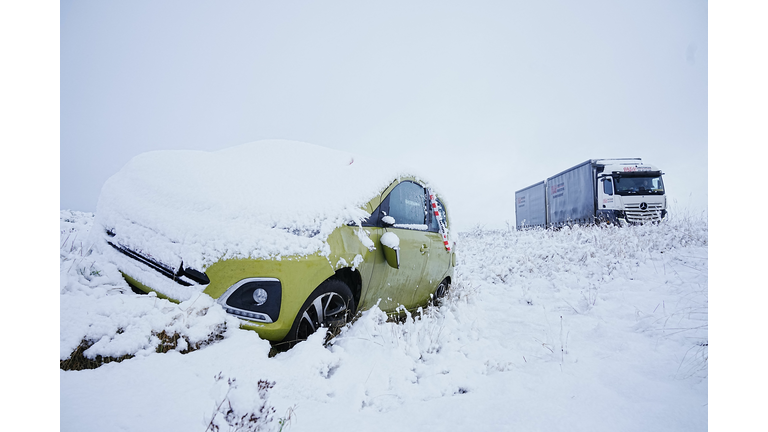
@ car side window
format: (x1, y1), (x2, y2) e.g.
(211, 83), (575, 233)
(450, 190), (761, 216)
(386, 181), (427, 228)
(428, 198), (447, 232)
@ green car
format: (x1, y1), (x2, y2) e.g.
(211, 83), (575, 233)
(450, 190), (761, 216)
(94, 141), (455, 347)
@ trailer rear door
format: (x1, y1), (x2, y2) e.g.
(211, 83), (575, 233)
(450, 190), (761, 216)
(515, 181), (546, 229)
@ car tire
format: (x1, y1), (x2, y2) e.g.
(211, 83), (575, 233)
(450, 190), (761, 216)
(430, 278), (450, 305)
(284, 279), (356, 348)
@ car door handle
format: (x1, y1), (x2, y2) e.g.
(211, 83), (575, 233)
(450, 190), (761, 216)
(420, 244), (429, 254)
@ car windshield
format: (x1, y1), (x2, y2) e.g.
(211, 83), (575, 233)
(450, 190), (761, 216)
(614, 175), (665, 195)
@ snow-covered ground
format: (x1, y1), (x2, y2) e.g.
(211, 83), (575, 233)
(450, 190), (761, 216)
(60, 210), (707, 432)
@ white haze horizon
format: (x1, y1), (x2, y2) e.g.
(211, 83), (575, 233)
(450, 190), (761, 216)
(59, 0), (709, 232)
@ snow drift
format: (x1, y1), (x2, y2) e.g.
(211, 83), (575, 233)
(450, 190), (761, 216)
(61, 209), (707, 432)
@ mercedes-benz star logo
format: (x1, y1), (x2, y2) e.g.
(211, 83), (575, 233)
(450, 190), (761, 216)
(640, 202), (648, 210)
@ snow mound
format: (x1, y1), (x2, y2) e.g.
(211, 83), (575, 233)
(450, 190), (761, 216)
(61, 211), (707, 432)
(60, 211), (241, 361)
(92, 140), (427, 270)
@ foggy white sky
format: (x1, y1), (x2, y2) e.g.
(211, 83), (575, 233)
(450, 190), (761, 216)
(60, 0), (708, 231)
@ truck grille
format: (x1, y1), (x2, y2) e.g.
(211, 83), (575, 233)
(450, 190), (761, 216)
(624, 203), (664, 223)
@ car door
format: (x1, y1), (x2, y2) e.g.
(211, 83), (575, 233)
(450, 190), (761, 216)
(362, 180), (432, 312)
(415, 195), (452, 306)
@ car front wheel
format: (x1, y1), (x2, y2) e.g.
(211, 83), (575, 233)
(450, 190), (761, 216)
(285, 279), (355, 347)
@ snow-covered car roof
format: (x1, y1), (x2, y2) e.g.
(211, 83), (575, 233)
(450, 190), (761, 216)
(93, 140), (432, 270)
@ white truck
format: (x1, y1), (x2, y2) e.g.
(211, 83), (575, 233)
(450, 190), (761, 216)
(515, 158), (667, 229)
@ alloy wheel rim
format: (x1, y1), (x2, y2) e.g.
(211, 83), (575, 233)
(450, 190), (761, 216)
(435, 282), (447, 299)
(297, 292), (348, 340)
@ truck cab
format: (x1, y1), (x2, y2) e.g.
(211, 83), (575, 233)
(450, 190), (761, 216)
(596, 160), (667, 224)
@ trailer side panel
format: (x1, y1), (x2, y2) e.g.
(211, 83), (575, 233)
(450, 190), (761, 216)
(546, 161), (595, 227)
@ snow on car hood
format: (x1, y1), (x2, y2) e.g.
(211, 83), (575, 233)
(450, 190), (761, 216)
(93, 140), (426, 270)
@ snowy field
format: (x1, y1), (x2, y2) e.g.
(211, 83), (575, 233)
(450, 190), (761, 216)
(60, 210), (707, 432)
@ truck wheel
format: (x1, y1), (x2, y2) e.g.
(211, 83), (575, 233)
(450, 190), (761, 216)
(285, 279), (355, 347)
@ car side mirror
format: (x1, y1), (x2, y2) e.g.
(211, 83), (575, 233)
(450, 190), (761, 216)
(380, 232), (400, 269)
(382, 215), (395, 227)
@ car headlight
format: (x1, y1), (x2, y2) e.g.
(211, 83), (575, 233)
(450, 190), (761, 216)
(252, 288), (268, 305)
(217, 278), (281, 323)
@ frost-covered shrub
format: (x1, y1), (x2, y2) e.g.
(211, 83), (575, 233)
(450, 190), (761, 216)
(205, 374), (280, 432)
(456, 215), (707, 286)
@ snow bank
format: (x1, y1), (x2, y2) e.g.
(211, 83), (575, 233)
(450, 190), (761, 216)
(61, 211), (707, 432)
(92, 140), (436, 271)
(60, 210), (239, 361)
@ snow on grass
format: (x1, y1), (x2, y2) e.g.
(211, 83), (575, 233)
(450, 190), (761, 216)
(61, 210), (707, 431)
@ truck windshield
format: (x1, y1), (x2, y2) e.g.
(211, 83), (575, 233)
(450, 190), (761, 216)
(614, 175), (665, 195)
